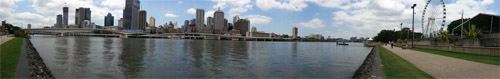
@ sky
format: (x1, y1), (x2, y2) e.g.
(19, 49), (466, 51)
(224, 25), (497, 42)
(0, 0), (498, 39)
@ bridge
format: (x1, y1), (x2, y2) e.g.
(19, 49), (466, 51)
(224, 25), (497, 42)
(24, 28), (145, 38)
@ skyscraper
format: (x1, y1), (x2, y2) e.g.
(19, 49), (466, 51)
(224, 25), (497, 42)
(123, 0), (140, 30)
(63, 6), (68, 27)
(118, 18), (123, 27)
(105, 13), (114, 26)
(149, 17), (155, 27)
(184, 20), (189, 32)
(138, 10), (147, 30)
(251, 26), (256, 32)
(234, 19), (250, 36)
(233, 15), (239, 23)
(56, 14), (63, 28)
(75, 7), (91, 28)
(196, 9), (204, 30)
(206, 17), (213, 29)
(214, 8), (224, 30)
(292, 26), (298, 38)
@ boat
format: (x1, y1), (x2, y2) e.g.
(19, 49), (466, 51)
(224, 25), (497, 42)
(231, 38), (239, 41)
(337, 42), (349, 45)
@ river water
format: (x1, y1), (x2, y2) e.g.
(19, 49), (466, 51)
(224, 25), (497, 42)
(30, 35), (372, 78)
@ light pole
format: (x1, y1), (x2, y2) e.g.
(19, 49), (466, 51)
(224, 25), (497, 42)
(400, 23), (403, 31)
(411, 4), (416, 48)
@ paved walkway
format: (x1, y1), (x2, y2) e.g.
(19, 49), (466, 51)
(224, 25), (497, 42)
(15, 39), (29, 78)
(0, 35), (14, 45)
(382, 45), (500, 79)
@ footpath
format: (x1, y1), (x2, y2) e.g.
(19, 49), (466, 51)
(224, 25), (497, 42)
(381, 45), (499, 79)
(0, 35), (13, 45)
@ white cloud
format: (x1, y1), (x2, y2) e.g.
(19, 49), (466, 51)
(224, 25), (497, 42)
(30, 0), (124, 26)
(0, 0), (23, 19)
(211, 0), (252, 16)
(186, 8), (196, 15)
(299, 18), (325, 29)
(328, 0), (497, 38)
(100, 0), (125, 9)
(255, 0), (308, 11)
(178, 1), (183, 4)
(7, 12), (54, 28)
(241, 15), (272, 24)
(204, 11), (215, 21)
(164, 13), (178, 18)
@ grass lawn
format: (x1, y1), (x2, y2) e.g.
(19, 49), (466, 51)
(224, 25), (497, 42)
(0, 37), (24, 78)
(410, 48), (499, 65)
(379, 45), (434, 78)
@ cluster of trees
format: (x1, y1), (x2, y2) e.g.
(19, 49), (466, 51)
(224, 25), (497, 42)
(3, 23), (30, 38)
(373, 28), (422, 43)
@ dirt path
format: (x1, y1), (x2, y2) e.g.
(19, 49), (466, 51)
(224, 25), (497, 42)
(382, 45), (500, 79)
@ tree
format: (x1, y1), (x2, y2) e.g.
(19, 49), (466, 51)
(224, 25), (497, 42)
(373, 30), (398, 43)
(440, 30), (450, 41)
(463, 24), (482, 40)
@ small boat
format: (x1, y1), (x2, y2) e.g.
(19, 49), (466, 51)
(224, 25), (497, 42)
(231, 38), (239, 41)
(337, 42), (349, 45)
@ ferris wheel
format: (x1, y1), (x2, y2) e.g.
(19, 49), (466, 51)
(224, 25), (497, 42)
(421, 0), (446, 38)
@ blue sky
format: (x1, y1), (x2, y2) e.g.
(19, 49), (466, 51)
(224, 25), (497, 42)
(1, 0), (498, 39)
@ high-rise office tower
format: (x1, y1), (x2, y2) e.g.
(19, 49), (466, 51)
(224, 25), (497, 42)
(75, 7), (91, 28)
(56, 14), (63, 28)
(118, 18), (123, 27)
(105, 13), (114, 26)
(184, 20), (189, 32)
(292, 26), (298, 38)
(123, 0), (140, 30)
(234, 19), (250, 36)
(27, 24), (31, 29)
(63, 7), (68, 27)
(224, 18), (228, 32)
(196, 9), (204, 30)
(251, 26), (256, 32)
(149, 17), (155, 27)
(233, 15), (239, 23)
(138, 10), (147, 30)
(214, 8), (224, 30)
(206, 17), (214, 29)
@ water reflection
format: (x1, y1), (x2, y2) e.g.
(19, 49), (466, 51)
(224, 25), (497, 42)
(31, 36), (372, 78)
(118, 38), (146, 78)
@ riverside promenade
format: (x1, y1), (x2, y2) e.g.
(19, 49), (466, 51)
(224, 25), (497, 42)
(0, 35), (13, 45)
(381, 45), (500, 79)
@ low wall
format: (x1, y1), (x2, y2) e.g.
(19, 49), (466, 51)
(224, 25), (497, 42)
(353, 46), (384, 79)
(414, 45), (500, 56)
(25, 39), (55, 78)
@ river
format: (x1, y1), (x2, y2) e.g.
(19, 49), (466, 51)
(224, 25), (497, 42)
(30, 35), (372, 78)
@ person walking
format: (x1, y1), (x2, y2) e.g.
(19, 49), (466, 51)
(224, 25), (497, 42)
(390, 41), (394, 49)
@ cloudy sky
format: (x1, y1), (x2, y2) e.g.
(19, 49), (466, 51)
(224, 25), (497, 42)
(0, 0), (498, 38)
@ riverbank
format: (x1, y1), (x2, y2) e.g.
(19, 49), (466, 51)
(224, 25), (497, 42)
(352, 46), (384, 79)
(25, 39), (54, 78)
(0, 37), (24, 78)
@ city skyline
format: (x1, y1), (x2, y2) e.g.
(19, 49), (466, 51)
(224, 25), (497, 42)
(1, 0), (499, 38)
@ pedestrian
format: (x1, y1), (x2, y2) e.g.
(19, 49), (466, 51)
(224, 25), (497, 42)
(390, 41), (393, 49)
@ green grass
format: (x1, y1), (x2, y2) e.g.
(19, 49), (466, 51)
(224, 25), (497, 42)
(379, 45), (434, 78)
(409, 48), (499, 65)
(0, 37), (24, 78)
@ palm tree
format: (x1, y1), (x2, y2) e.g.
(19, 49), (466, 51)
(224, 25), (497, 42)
(463, 24), (482, 40)
(441, 30), (450, 41)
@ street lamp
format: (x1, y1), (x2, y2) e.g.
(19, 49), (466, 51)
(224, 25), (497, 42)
(400, 23), (403, 31)
(411, 4), (416, 48)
